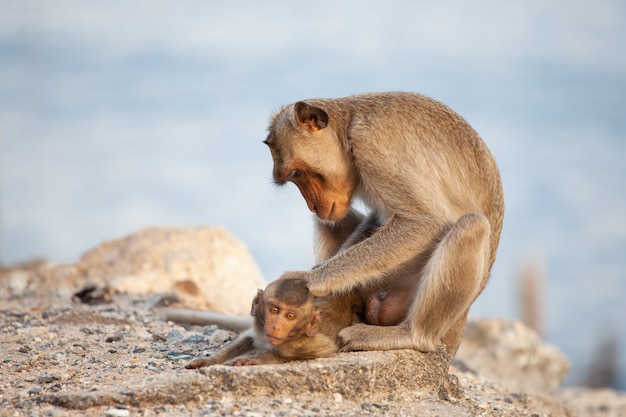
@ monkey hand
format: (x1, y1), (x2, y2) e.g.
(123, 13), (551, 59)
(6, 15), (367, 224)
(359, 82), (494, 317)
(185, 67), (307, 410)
(276, 270), (329, 296)
(185, 357), (217, 369)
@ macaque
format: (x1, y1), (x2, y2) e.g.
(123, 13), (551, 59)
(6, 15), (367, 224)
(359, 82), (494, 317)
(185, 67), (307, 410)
(264, 92), (504, 355)
(185, 277), (362, 368)
(316, 216), (411, 327)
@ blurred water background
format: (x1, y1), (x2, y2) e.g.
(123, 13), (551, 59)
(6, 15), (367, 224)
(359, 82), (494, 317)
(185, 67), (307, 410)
(1, 0), (624, 389)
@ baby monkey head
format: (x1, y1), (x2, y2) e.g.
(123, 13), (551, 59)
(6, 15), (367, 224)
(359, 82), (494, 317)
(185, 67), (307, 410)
(253, 278), (320, 347)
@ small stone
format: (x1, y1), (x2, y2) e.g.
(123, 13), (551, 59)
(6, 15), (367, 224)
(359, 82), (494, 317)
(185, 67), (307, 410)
(131, 326), (152, 339)
(183, 334), (205, 344)
(209, 329), (231, 345)
(106, 334), (122, 343)
(167, 353), (193, 361)
(167, 330), (184, 342)
(147, 293), (180, 309)
(333, 393), (343, 403)
(38, 376), (59, 384)
(152, 333), (167, 342)
(438, 389), (451, 401)
(42, 409), (66, 417)
(72, 345), (85, 356)
(104, 408), (130, 417)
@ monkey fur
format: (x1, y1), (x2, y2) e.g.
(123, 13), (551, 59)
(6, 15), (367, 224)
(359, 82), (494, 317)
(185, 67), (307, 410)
(264, 92), (504, 355)
(185, 277), (362, 368)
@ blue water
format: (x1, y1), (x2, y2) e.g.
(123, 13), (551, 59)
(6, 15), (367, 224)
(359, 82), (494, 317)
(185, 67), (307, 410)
(1, 0), (625, 389)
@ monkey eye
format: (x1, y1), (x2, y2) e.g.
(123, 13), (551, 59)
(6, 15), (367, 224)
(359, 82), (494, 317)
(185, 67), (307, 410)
(268, 306), (279, 315)
(285, 312), (297, 321)
(286, 169), (301, 180)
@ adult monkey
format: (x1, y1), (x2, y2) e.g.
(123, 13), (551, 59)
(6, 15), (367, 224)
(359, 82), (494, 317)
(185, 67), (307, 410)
(264, 92), (504, 356)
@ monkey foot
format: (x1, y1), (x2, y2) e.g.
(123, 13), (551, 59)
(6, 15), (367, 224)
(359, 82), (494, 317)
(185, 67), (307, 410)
(338, 323), (436, 352)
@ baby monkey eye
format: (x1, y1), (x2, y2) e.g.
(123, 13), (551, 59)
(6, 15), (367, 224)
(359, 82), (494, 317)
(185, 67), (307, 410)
(285, 312), (297, 321)
(268, 306), (279, 315)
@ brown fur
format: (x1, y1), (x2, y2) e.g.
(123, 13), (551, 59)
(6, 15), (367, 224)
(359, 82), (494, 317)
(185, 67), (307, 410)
(265, 92), (504, 355)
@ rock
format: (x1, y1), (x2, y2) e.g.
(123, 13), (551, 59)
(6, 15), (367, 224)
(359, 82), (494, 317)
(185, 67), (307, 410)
(36, 347), (578, 416)
(37, 226), (266, 315)
(71, 345), (85, 356)
(455, 318), (571, 393)
(104, 407), (130, 417)
(40, 349), (456, 408)
(556, 387), (626, 417)
(1, 229), (621, 416)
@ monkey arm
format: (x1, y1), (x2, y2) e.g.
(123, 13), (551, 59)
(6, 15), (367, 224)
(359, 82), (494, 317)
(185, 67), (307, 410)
(185, 330), (257, 369)
(307, 215), (450, 296)
(337, 212), (380, 250)
(339, 213), (490, 354)
(225, 350), (288, 366)
(314, 208), (364, 262)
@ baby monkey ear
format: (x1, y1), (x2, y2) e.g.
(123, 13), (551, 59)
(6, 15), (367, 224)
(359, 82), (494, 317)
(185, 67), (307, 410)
(250, 289), (264, 316)
(304, 310), (321, 337)
(294, 102), (329, 132)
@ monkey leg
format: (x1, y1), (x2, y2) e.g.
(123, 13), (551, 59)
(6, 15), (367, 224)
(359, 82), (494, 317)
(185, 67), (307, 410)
(185, 333), (256, 369)
(226, 350), (290, 366)
(339, 213), (490, 354)
(440, 309), (470, 356)
(227, 356), (264, 366)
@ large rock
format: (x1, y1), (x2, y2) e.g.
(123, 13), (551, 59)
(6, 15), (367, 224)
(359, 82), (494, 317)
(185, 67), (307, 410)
(455, 318), (571, 393)
(0, 253), (590, 416)
(40, 349), (458, 409)
(37, 226), (266, 315)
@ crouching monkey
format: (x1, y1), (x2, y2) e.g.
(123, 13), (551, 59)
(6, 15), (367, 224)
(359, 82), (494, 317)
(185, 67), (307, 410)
(185, 277), (362, 367)
(264, 92), (504, 355)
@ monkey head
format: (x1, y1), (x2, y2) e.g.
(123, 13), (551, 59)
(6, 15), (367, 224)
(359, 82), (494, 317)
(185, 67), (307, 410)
(251, 278), (321, 347)
(264, 101), (358, 222)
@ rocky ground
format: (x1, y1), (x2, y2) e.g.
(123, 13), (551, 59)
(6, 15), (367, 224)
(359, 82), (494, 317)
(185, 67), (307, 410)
(1, 227), (625, 417)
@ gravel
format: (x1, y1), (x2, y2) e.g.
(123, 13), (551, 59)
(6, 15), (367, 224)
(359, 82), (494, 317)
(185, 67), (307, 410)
(1, 265), (625, 417)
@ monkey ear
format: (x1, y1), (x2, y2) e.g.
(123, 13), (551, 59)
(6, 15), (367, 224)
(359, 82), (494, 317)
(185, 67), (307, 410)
(304, 310), (321, 337)
(294, 102), (329, 132)
(250, 289), (264, 316)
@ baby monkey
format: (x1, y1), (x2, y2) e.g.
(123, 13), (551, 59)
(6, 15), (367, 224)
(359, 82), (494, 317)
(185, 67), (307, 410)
(185, 277), (362, 368)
